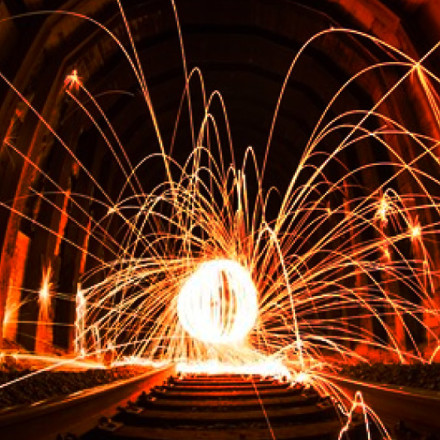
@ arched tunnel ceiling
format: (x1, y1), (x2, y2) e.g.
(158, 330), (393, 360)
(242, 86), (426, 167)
(1, 0), (439, 205)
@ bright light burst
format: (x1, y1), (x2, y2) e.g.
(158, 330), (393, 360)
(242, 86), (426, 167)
(177, 259), (258, 345)
(38, 266), (53, 322)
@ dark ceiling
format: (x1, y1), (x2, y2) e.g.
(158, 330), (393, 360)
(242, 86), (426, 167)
(2, 0), (439, 194)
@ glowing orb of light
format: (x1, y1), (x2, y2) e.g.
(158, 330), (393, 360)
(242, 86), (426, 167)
(177, 259), (258, 344)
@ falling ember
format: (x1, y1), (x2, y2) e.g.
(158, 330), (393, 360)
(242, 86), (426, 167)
(38, 266), (52, 322)
(326, 202), (332, 217)
(177, 259), (258, 345)
(74, 284), (87, 356)
(64, 69), (81, 92)
(410, 223), (421, 240)
(35, 266), (54, 353)
(376, 196), (389, 225)
(382, 247), (391, 261)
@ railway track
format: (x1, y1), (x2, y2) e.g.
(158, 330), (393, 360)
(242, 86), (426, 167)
(331, 374), (440, 438)
(76, 374), (368, 440)
(4, 368), (439, 439)
(0, 367), (172, 440)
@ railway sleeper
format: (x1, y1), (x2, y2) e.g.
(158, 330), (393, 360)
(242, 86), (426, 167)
(79, 374), (375, 440)
(114, 401), (337, 426)
(87, 418), (369, 440)
(136, 393), (320, 410)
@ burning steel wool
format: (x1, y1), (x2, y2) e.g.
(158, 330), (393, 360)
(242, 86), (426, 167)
(0, 1), (440, 438)
(177, 259), (259, 345)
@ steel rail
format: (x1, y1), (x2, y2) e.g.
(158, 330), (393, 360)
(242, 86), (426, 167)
(328, 374), (440, 436)
(0, 366), (174, 440)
